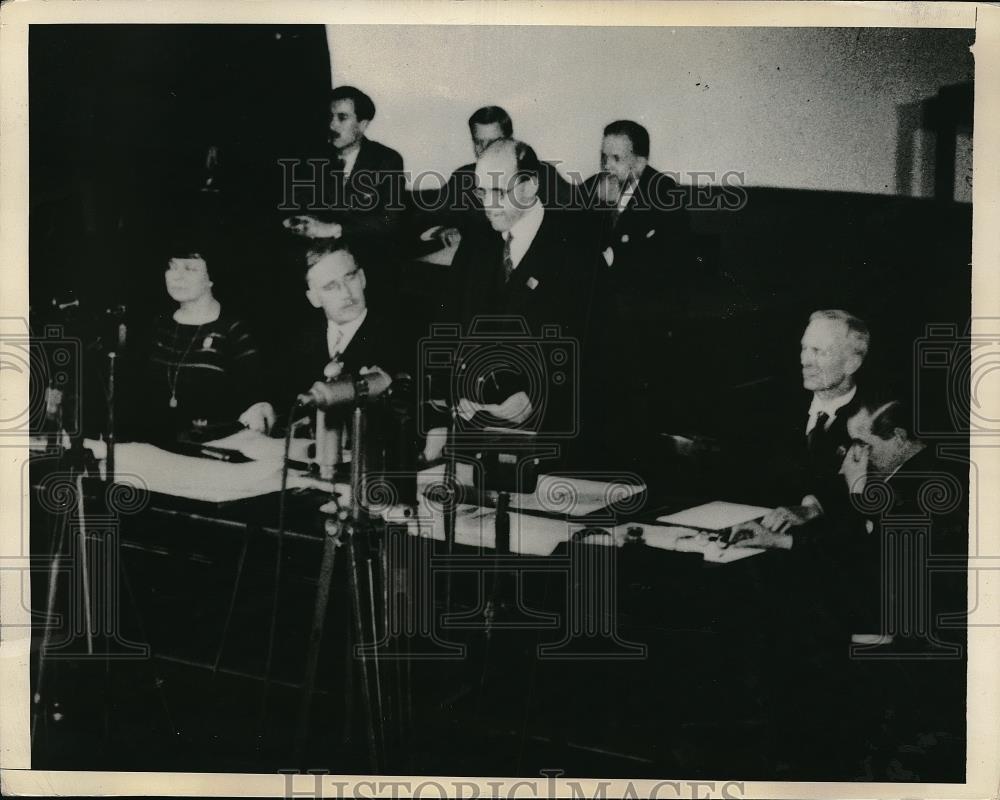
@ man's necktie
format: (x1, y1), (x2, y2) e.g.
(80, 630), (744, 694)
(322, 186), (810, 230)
(502, 234), (514, 283)
(328, 326), (344, 360)
(807, 410), (830, 452)
(331, 156), (346, 203)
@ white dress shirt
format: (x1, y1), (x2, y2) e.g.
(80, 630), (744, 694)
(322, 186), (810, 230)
(326, 308), (368, 360)
(503, 199), (545, 271)
(805, 385), (857, 435)
(616, 172), (639, 215)
(338, 143), (362, 178)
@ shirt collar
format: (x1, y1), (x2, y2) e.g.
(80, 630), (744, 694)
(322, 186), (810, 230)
(617, 168), (643, 212)
(808, 384), (857, 422)
(504, 199), (544, 247)
(338, 141), (363, 177)
(327, 307), (368, 358)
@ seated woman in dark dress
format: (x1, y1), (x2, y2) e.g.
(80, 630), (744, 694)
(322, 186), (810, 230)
(133, 246), (273, 444)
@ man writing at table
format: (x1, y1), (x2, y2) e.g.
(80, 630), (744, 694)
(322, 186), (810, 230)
(725, 396), (968, 778)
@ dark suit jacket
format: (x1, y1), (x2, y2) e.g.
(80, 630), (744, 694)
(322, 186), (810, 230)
(450, 203), (595, 340)
(581, 164), (691, 300)
(838, 445), (969, 641)
(293, 137), (407, 269)
(440, 204), (599, 435)
(722, 381), (868, 509)
(278, 308), (409, 414)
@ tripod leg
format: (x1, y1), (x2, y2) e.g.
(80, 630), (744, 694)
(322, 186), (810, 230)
(293, 517), (342, 763)
(366, 556), (386, 758)
(32, 495), (71, 748)
(345, 528), (380, 772)
(74, 474), (94, 655)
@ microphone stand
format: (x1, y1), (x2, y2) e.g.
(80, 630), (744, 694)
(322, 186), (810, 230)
(31, 383), (99, 749)
(343, 384), (388, 771)
(103, 308), (126, 485)
(442, 403), (459, 620)
(105, 351), (117, 484)
(292, 380), (390, 772)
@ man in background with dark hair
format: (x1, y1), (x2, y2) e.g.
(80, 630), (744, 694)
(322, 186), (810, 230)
(728, 395), (967, 779)
(282, 85), (406, 287)
(578, 119), (693, 471)
(838, 397), (968, 645)
(417, 105), (575, 250)
(582, 119), (689, 291)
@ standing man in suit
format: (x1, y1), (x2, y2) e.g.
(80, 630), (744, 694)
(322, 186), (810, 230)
(431, 138), (596, 437)
(582, 119), (689, 296)
(282, 86), (406, 285)
(418, 106), (576, 251)
(579, 120), (692, 470)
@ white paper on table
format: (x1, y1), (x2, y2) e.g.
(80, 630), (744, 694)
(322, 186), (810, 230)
(204, 428), (286, 464)
(616, 523), (766, 562)
(656, 501), (772, 530)
(416, 467), (643, 518)
(393, 500), (578, 556)
(112, 443), (283, 503)
(702, 541), (766, 563)
(416, 462), (477, 492)
(511, 474), (645, 516)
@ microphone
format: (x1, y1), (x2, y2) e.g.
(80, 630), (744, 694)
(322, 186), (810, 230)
(297, 370), (392, 409)
(105, 304), (128, 352)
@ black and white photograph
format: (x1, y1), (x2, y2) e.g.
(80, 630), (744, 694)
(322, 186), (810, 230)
(2, 2), (998, 797)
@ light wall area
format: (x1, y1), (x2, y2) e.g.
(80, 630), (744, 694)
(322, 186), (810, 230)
(327, 25), (973, 198)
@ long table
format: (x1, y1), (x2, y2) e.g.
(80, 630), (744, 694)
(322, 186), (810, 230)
(26, 440), (809, 777)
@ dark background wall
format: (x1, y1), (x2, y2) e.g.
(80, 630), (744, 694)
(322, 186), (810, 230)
(30, 24), (332, 312)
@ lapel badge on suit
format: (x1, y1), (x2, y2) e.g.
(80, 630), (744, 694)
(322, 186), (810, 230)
(201, 333), (220, 352)
(620, 234), (630, 243)
(646, 229), (656, 238)
(526, 276), (540, 290)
